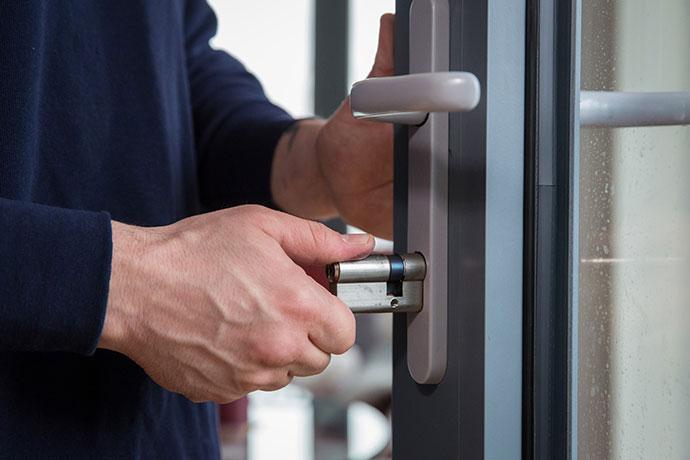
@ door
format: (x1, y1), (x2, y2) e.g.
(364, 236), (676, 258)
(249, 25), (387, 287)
(209, 0), (689, 457)
(381, 0), (689, 459)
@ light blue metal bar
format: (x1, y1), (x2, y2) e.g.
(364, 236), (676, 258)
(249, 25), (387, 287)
(580, 91), (690, 127)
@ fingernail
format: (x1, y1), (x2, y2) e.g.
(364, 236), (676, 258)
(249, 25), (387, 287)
(341, 233), (372, 246)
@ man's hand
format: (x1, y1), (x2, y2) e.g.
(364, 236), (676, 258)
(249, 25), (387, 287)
(316, 14), (395, 239)
(271, 14), (395, 239)
(98, 206), (373, 403)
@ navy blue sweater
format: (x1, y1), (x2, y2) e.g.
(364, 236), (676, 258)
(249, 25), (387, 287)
(0, 1), (294, 458)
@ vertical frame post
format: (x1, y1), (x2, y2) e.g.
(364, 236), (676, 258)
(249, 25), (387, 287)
(392, 0), (525, 457)
(522, 0), (579, 458)
(314, 0), (350, 118)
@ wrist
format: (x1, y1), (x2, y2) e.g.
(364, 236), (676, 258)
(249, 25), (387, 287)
(271, 119), (339, 220)
(98, 221), (158, 355)
(313, 123), (340, 212)
(314, 104), (355, 213)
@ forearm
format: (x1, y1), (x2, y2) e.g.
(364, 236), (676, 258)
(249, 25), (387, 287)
(270, 119), (338, 220)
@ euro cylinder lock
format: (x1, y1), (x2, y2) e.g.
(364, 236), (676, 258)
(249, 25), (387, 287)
(326, 253), (427, 314)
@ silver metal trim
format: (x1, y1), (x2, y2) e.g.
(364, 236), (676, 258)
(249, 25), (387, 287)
(328, 255), (392, 283)
(327, 254), (426, 314)
(580, 91), (690, 127)
(333, 282), (423, 314)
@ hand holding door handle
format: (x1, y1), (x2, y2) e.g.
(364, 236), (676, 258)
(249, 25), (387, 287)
(350, 72), (481, 125)
(329, 0), (483, 385)
(340, 67), (482, 313)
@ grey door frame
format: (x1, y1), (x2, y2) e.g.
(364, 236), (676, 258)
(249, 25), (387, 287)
(522, 0), (579, 459)
(313, 0), (349, 118)
(392, 0), (526, 458)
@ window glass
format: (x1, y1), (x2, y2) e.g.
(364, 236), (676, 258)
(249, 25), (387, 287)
(348, 0), (396, 88)
(207, 0), (315, 117)
(579, 2), (690, 459)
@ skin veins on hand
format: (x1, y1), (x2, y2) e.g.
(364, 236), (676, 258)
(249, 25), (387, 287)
(100, 206), (373, 403)
(99, 15), (395, 404)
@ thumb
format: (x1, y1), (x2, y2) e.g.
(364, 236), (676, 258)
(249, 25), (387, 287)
(368, 13), (395, 78)
(266, 216), (374, 266)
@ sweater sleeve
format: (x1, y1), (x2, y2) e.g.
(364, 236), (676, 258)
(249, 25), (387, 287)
(0, 198), (112, 355)
(184, 0), (296, 210)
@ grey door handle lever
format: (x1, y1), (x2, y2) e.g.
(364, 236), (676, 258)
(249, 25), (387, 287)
(350, 72), (481, 125)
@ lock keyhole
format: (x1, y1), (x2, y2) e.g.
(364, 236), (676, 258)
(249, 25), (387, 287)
(387, 281), (403, 297)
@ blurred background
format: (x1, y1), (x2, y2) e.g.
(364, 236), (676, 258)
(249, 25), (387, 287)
(205, 1), (395, 459)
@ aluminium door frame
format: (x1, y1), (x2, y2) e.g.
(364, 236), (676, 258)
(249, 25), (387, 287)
(522, 0), (579, 459)
(314, 0), (350, 118)
(392, 0), (525, 458)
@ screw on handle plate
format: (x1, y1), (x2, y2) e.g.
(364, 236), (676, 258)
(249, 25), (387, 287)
(326, 253), (426, 314)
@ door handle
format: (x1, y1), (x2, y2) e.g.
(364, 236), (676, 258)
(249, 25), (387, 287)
(328, 0), (480, 384)
(350, 72), (481, 125)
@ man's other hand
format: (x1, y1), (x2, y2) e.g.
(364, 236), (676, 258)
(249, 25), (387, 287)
(98, 205), (373, 403)
(316, 14), (395, 239)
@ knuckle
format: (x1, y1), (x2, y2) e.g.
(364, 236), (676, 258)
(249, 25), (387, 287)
(279, 285), (317, 321)
(311, 354), (331, 375)
(252, 333), (297, 368)
(251, 372), (273, 389)
(239, 370), (268, 393)
(216, 385), (245, 404)
(331, 310), (356, 355)
(238, 377), (258, 394)
(285, 288), (315, 315)
(246, 371), (290, 392)
(262, 372), (293, 392)
(239, 204), (273, 225)
(241, 204), (267, 215)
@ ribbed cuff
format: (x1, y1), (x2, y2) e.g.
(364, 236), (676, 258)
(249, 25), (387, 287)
(0, 198), (112, 355)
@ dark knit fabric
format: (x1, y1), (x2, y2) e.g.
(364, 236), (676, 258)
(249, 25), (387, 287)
(0, 1), (294, 457)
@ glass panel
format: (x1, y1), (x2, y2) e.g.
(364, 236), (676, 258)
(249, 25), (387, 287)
(207, 0), (315, 117)
(348, 0), (396, 88)
(579, 2), (690, 459)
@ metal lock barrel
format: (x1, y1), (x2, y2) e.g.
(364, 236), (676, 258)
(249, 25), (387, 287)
(326, 253), (427, 314)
